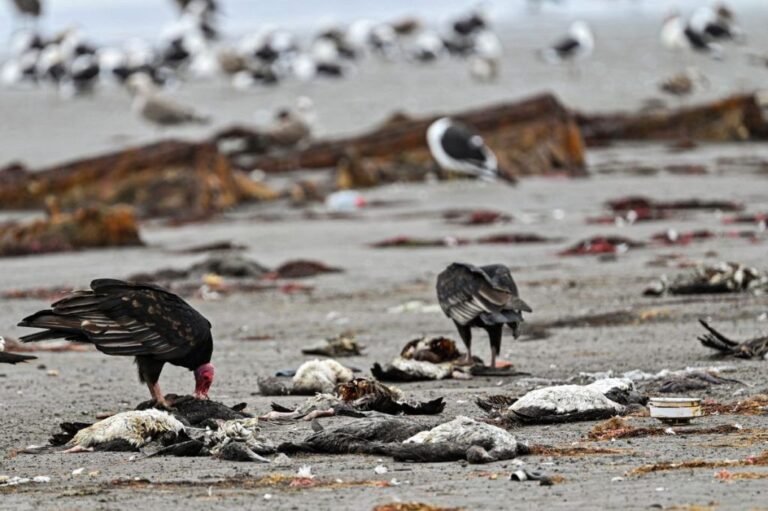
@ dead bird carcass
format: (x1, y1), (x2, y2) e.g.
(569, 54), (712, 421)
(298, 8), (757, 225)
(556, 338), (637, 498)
(262, 378), (445, 421)
(645, 261), (768, 296)
(698, 319), (768, 359)
(372, 336), (526, 382)
(258, 358), (355, 396)
(478, 379), (644, 424)
(278, 415), (523, 464)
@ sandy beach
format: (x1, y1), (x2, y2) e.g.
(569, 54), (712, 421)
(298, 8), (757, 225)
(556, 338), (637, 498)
(2, 2), (768, 510)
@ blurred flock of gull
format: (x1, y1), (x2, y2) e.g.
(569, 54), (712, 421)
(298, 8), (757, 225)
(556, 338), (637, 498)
(1, 0), (767, 167)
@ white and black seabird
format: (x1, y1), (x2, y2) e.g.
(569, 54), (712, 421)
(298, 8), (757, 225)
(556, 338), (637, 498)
(426, 117), (515, 183)
(660, 11), (722, 57)
(540, 21), (594, 64)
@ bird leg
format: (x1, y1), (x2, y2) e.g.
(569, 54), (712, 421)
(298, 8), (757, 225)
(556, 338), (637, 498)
(147, 382), (172, 409)
(487, 324), (504, 369)
(455, 321), (473, 365)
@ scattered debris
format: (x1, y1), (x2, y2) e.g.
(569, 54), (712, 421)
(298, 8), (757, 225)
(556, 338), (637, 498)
(697, 320), (768, 359)
(645, 262), (768, 296)
(558, 236), (644, 256)
(648, 397), (702, 425)
(576, 94), (767, 143)
(588, 417), (744, 441)
(509, 469), (565, 486)
(370, 236), (470, 248)
(0, 206), (142, 257)
(443, 209), (512, 226)
(372, 234), (556, 249)
(475, 233), (558, 245)
(373, 502), (463, 511)
(627, 451), (768, 477)
(0, 336), (88, 353)
(659, 370), (744, 393)
(302, 333), (363, 357)
(702, 395), (768, 416)
(172, 241), (247, 254)
(272, 260), (343, 279)
(0, 476), (51, 487)
(608, 196), (744, 214)
(386, 301), (443, 315)
(0, 141), (278, 221)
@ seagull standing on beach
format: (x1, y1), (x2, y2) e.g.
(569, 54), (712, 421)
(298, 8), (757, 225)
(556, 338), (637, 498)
(690, 4), (743, 43)
(660, 11), (722, 57)
(127, 73), (209, 128)
(540, 21), (594, 64)
(426, 117), (515, 183)
(437, 263), (532, 369)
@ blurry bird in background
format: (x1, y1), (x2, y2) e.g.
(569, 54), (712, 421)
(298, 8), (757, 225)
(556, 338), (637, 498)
(127, 73), (209, 129)
(266, 97), (315, 148)
(659, 67), (708, 104)
(539, 21), (594, 76)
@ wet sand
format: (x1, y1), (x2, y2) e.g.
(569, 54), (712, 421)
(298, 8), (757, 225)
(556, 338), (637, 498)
(2, 141), (768, 510)
(3, 5), (768, 510)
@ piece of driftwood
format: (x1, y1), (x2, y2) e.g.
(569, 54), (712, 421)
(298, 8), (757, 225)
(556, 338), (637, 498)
(576, 94), (767, 143)
(0, 206), (142, 257)
(0, 141), (278, 220)
(218, 93), (587, 181)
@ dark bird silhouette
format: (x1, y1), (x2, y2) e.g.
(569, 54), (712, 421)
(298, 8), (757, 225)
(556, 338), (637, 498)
(437, 263), (532, 368)
(698, 319), (768, 359)
(18, 279), (214, 408)
(10, 0), (42, 17)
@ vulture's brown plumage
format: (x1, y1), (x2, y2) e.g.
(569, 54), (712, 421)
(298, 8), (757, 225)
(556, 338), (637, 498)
(18, 279), (214, 407)
(437, 263), (531, 368)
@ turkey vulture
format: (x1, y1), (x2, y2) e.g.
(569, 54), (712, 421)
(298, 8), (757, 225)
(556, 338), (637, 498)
(18, 279), (214, 407)
(0, 337), (36, 364)
(426, 117), (516, 183)
(437, 263), (531, 368)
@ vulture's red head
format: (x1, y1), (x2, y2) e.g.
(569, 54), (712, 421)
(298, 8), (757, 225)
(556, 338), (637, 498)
(194, 363), (215, 399)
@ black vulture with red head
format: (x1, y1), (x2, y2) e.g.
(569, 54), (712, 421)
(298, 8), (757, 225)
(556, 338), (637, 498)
(437, 263), (531, 368)
(18, 279), (214, 408)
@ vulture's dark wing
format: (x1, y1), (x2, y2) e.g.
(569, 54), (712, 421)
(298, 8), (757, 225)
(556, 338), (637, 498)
(19, 279), (211, 361)
(480, 264), (532, 313)
(0, 352), (37, 364)
(441, 123), (490, 165)
(553, 37), (579, 56)
(437, 263), (531, 325)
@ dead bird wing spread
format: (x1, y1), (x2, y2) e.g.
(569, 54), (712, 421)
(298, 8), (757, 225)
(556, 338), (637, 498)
(436, 263), (531, 325)
(19, 279), (211, 360)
